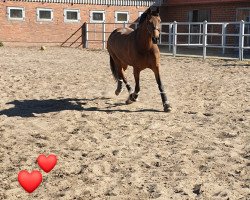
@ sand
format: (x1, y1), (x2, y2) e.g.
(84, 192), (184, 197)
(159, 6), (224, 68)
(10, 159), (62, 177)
(0, 46), (249, 200)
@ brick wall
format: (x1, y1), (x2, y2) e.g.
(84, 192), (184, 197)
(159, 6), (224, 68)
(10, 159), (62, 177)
(0, 1), (148, 47)
(160, 2), (250, 22)
(160, 2), (250, 46)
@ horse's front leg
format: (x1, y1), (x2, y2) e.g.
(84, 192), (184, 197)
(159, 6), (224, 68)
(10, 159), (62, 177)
(153, 66), (171, 112)
(126, 68), (140, 104)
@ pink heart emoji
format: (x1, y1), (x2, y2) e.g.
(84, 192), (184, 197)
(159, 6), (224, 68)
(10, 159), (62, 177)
(18, 170), (42, 193)
(37, 154), (57, 173)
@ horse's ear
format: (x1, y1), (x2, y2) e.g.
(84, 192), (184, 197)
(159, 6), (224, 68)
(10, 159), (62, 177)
(156, 7), (160, 14)
(149, 6), (160, 16)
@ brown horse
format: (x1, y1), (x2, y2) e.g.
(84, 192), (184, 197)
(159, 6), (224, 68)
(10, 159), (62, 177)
(107, 7), (171, 112)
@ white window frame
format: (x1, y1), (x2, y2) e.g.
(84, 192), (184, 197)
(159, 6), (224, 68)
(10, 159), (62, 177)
(90, 11), (105, 23)
(64, 9), (80, 22)
(36, 8), (53, 22)
(115, 11), (129, 23)
(7, 7), (25, 21)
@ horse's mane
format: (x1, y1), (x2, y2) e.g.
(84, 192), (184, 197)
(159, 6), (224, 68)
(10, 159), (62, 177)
(138, 8), (160, 25)
(138, 12), (147, 25)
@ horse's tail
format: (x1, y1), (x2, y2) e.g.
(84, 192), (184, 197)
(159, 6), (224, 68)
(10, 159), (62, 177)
(109, 56), (119, 82)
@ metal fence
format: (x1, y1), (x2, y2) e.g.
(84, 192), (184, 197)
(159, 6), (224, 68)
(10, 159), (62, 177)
(84, 20), (250, 60)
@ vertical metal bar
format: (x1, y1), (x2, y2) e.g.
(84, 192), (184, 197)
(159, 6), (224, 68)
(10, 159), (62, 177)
(222, 23), (227, 55)
(102, 22), (106, 49)
(173, 21), (177, 57)
(188, 23), (190, 45)
(85, 23), (89, 48)
(239, 20), (245, 61)
(159, 23), (162, 44)
(203, 20), (207, 60)
(169, 23), (173, 51)
(199, 23), (202, 44)
(94, 23), (96, 42)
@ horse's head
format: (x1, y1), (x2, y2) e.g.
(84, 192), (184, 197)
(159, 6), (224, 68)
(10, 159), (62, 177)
(146, 7), (161, 44)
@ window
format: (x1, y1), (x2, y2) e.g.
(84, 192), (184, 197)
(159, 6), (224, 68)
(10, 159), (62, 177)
(237, 8), (250, 46)
(236, 8), (250, 21)
(7, 7), (25, 20)
(115, 11), (129, 23)
(188, 9), (211, 22)
(90, 11), (105, 23)
(64, 9), (80, 22)
(37, 8), (53, 21)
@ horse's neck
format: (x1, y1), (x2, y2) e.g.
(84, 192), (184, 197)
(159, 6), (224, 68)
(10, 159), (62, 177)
(135, 23), (153, 52)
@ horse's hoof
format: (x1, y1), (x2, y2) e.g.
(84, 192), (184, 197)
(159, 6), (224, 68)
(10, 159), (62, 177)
(164, 103), (172, 112)
(115, 90), (120, 96)
(115, 89), (123, 96)
(126, 94), (138, 104)
(126, 99), (133, 104)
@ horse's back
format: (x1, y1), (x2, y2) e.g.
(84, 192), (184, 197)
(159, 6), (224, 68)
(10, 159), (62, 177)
(108, 27), (134, 46)
(111, 27), (134, 36)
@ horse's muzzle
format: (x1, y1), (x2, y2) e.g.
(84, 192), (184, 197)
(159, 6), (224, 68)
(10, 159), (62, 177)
(152, 37), (158, 44)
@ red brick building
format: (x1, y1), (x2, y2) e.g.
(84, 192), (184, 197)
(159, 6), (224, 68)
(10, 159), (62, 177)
(1, 0), (250, 48)
(160, 0), (250, 22)
(0, 0), (160, 47)
(160, 0), (250, 48)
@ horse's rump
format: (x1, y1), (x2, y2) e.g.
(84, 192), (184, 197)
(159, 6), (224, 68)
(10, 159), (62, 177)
(107, 27), (136, 64)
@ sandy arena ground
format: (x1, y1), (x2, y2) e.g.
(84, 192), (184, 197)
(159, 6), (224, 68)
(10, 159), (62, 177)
(0, 47), (249, 200)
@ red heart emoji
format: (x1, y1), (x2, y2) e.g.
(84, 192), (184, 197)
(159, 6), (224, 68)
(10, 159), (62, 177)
(18, 170), (42, 193)
(37, 154), (57, 173)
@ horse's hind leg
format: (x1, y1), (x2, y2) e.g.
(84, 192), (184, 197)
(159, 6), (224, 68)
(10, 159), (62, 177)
(118, 66), (132, 95)
(126, 68), (140, 104)
(110, 55), (124, 96)
(115, 78), (123, 96)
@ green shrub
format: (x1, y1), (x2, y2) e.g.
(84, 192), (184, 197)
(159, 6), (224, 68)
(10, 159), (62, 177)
(0, 42), (3, 47)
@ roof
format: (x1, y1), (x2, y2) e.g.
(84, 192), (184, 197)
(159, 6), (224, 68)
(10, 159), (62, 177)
(165, 0), (250, 6)
(6, 0), (158, 6)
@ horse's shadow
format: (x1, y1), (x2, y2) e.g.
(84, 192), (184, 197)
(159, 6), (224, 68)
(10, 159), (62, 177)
(0, 98), (161, 117)
(0, 98), (92, 117)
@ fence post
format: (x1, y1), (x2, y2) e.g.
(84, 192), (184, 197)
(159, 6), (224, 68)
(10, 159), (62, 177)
(159, 23), (162, 44)
(221, 23), (228, 55)
(173, 21), (177, 57)
(239, 20), (245, 61)
(135, 23), (138, 29)
(169, 23), (173, 51)
(85, 23), (89, 48)
(102, 22), (106, 49)
(203, 20), (208, 60)
(199, 23), (202, 44)
(188, 23), (191, 45)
